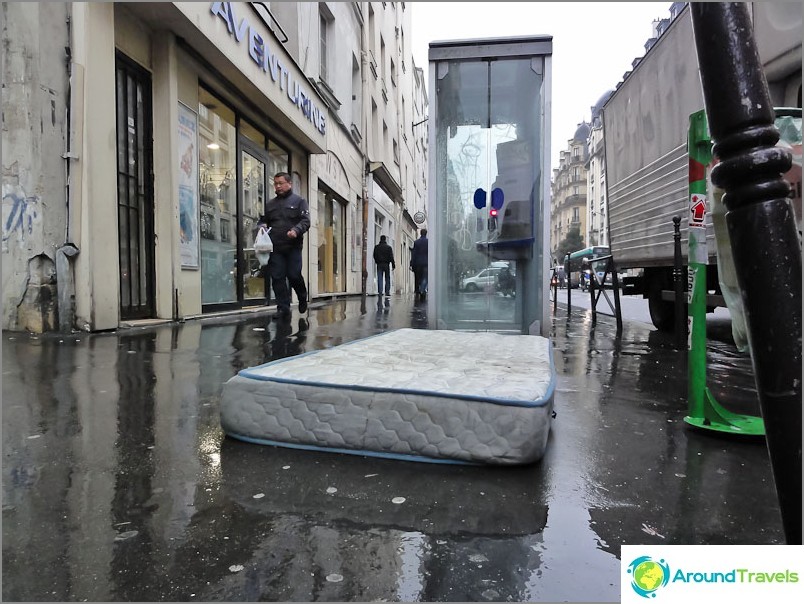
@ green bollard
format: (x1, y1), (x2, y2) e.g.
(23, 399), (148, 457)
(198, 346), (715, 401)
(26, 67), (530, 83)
(683, 111), (764, 436)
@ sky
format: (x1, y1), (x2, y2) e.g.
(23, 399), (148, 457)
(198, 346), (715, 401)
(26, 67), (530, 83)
(409, 2), (672, 170)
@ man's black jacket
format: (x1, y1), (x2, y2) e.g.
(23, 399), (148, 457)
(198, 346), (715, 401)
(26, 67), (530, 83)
(259, 191), (310, 251)
(373, 241), (395, 267)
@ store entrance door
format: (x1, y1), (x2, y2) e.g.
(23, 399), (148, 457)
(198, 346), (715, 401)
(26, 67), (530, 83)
(240, 139), (271, 304)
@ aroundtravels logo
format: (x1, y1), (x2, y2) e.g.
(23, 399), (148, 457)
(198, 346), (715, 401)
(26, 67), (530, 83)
(627, 556), (671, 598)
(621, 546), (804, 602)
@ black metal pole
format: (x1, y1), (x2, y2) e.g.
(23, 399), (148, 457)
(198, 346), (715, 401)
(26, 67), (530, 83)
(609, 257), (623, 334)
(589, 260), (597, 326)
(672, 216), (685, 350)
(690, 2), (801, 544)
(564, 253), (571, 310)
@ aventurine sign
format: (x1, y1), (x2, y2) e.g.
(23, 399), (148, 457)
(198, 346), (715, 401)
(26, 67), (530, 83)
(210, 2), (326, 135)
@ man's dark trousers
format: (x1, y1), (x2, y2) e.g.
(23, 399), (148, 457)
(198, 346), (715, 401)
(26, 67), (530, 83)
(377, 263), (391, 295)
(268, 247), (306, 314)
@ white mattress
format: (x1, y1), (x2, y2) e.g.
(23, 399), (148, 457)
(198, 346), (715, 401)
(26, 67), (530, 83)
(220, 328), (556, 465)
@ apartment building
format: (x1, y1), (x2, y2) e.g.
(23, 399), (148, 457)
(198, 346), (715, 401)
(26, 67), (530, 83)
(549, 122), (590, 262)
(1, 2), (427, 333)
(585, 91), (612, 248)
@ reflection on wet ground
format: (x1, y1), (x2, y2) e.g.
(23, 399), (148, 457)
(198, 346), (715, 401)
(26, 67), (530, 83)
(2, 295), (784, 601)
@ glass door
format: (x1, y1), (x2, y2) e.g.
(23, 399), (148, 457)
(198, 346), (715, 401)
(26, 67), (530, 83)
(317, 185), (347, 294)
(240, 140), (270, 303)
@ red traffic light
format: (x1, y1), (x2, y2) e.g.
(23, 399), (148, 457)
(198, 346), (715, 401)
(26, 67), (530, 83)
(489, 208), (498, 217)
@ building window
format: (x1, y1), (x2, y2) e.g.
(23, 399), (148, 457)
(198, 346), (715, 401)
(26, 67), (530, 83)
(380, 37), (386, 82)
(319, 10), (331, 83)
(372, 99), (379, 158)
(368, 6), (376, 57)
(390, 58), (396, 86)
(393, 139), (399, 165)
(351, 54), (361, 128)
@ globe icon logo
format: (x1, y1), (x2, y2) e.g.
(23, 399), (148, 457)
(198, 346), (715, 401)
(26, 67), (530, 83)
(627, 556), (670, 598)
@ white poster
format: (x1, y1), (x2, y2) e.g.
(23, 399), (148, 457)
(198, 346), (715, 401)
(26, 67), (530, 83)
(178, 103), (199, 268)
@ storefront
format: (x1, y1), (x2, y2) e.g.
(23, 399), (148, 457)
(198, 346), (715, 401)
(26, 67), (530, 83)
(72, 2), (329, 330)
(315, 151), (358, 296)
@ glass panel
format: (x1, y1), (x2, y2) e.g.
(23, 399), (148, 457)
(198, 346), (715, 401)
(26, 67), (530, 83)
(317, 189), (327, 292)
(138, 190), (148, 307)
(136, 82), (145, 194)
(199, 87), (238, 305)
(127, 75), (136, 178)
(242, 150), (267, 301)
(116, 69), (126, 173)
(118, 210), (130, 307)
(241, 118), (266, 148)
(128, 205), (140, 305)
(332, 198), (344, 291)
(434, 57), (543, 332)
(267, 141), (289, 180)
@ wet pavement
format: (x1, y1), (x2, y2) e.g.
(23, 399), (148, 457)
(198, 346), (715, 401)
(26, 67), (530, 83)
(2, 294), (785, 601)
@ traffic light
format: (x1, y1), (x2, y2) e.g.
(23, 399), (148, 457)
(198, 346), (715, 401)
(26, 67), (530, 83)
(488, 207), (498, 231)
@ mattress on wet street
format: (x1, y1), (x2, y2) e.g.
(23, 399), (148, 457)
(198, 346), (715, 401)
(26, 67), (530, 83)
(219, 328), (556, 465)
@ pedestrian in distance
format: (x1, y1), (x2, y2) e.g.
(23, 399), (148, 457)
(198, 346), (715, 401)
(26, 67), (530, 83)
(410, 228), (429, 300)
(372, 235), (396, 297)
(257, 172), (310, 320)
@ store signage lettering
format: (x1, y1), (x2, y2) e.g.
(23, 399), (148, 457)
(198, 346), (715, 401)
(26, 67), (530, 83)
(210, 2), (326, 135)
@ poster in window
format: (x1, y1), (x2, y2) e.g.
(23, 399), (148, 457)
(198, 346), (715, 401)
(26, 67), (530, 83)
(178, 102), (200, 268)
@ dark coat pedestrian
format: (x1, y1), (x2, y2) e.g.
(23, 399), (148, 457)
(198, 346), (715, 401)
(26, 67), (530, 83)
(410, 229), (429, 298)
(258, 172), (310, 319)
(373, 235), (396, 296)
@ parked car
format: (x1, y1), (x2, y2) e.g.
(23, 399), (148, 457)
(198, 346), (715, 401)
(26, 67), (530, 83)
(461, 263), (514, 292)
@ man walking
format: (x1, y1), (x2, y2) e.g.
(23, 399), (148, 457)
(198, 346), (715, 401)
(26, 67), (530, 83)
(372, 235), (396, 297)
(410, 229), (429, 300)
(258, 172), (310, 320)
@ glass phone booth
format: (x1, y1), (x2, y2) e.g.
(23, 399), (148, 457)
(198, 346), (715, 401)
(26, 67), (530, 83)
(427, 36), (553, 335)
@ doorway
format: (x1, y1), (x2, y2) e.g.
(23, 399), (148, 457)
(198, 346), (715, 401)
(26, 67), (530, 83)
(240, 138), (271, 303)
(115, 52), (155, 320)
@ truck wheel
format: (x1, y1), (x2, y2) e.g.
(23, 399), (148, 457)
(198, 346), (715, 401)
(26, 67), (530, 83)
(648, 290), (675, 332)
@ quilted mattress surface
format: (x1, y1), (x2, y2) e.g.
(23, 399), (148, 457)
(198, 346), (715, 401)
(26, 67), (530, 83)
(220, 328), (555, 464)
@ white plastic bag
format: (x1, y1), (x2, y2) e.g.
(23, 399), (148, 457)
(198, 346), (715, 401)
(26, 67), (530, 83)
(254, 226), (273, 267)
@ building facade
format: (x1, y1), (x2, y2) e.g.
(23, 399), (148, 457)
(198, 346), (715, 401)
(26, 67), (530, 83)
(549, 122), (590, 262)
(1, 1), (427, 333)
(585, 91), (613, 248)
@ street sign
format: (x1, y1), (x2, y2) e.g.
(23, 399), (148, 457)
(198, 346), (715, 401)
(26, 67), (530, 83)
(689, 194), (706, 226)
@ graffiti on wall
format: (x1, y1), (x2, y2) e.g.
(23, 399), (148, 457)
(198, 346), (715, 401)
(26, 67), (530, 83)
(2, 183), (40, 246)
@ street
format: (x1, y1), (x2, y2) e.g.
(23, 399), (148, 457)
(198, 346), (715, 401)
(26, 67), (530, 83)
(2, 294), (784, 602)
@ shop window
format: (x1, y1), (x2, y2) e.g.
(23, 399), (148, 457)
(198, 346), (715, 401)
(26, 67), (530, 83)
(318, 185), (347, 293)
(198, 87), (237, 305)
